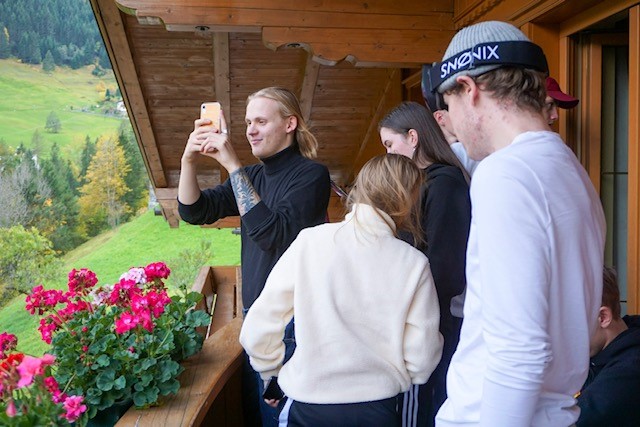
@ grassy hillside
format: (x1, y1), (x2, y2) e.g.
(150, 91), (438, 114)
(0, 59), (124, 160)
(0, 210), (241, 356)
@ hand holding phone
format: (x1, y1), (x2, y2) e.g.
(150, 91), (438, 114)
(200, 102), (221, 130)
(262, 376), (285, 401)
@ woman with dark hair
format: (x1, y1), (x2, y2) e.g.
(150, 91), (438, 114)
(379, 101), (472, 427)
(240, 154), (443, 427)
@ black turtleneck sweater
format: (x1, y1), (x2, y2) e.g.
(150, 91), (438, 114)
(178, 145), (330, 308)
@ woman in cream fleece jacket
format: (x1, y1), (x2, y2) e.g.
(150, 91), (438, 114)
(240, 154), (443, 427)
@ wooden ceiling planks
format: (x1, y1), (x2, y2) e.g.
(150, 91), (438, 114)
(115, 0), (455, 66)
(91, 0), (452, 226)
(91, 0), (167, 188)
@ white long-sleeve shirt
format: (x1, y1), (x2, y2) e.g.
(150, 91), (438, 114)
(436, 131), (606, 427)
(240, 203), (443, 404)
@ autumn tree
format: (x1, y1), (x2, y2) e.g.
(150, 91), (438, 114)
(0, 225), (60, 307)
(0, 146), (52, 229)
(45, 111), (61, 133)
(78, 134), (131, 236)
(0, 25), (9, 59)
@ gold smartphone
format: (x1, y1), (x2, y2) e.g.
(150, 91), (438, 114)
(200, 102), (221, 129)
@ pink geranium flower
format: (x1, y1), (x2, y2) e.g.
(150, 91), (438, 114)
(0, 332), (17, 359)
(67, 268), (98, 294)
(62, 395), (86, 422)
(144, 262), (171, 281)
(5, 399), (16, 417)
(115, 312), (140, 334)
(16, 354), (55, 388)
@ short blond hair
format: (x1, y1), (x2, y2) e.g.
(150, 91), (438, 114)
(346, 154), (424, 245)
(247, 87), (318, 159)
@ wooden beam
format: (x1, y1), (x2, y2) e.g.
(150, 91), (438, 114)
(559, 0), (640, 37)
(629, 5), (640, 314)
(155, 188), (180, 227)
(581, 38), (602, 192)
(116, 1), (453, 30)
(299, 54), (320, 122)
(155, 187), (240, 228)
(115, 0), (454, 66)
(262, 27), (453, 67)
(91, 0), (167, 188)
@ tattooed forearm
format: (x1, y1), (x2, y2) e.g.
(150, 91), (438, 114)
(229, 169), (261, 216)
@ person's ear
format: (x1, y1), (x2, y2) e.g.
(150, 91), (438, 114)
(433, 111), (445, 127)
(285, 115), (298, 134)
(598, 306), (613, 329)
(407, 129), (419, 149)
(455, 75), (480, 105)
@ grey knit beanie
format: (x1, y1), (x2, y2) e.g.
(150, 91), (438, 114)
(438, 21), (531, 93)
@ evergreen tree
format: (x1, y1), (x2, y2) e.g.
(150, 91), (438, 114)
(41, 143), (84, 252)
(118, 122), (149, 220)
(0, 0), (110, 68)
(78, 134), (131, 236)
(42, 49), (55, 72)
(24, 30), (41, 64)
(78, 135), (96, 187)
(45, 111), (61, 133)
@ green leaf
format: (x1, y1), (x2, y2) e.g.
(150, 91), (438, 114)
(158, 378), (181, 396)
(188, 310), (211, 327)
(133, 386), (159, 407)
(114, 375), (127, 390)
(133, 357), (157, 374)
(96, 369), (116, 391)
(95, 353), (111, 367)
(139, 372), (153, 387)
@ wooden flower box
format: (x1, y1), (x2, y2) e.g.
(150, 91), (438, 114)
(115, 266), (244, 427)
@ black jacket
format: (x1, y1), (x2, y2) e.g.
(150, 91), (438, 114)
(576, 315), (640, 426)
(178, 145), (330, 308)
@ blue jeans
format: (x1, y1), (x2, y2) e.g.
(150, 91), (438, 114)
(242, 309), (296, 427)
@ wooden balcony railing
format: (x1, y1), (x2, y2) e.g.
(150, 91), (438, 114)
(115, 266), (244, 427)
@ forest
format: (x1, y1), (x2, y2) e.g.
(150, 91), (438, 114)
(0, 0), (151, 308)
(0, 0), (110, 72)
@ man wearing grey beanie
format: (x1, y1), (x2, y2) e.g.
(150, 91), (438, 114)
(427, 21), (606, 427)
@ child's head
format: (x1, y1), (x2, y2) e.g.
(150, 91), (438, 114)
(602, 266), (622, 320)
(347, 154), (423, 243)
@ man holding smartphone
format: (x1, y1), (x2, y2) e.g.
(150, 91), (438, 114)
(178, 87), (330, 426)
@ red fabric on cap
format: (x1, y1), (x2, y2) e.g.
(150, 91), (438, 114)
(546, 77), (579, 109)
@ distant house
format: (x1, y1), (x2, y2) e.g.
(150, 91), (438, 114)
(116, 101), (126, 116)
